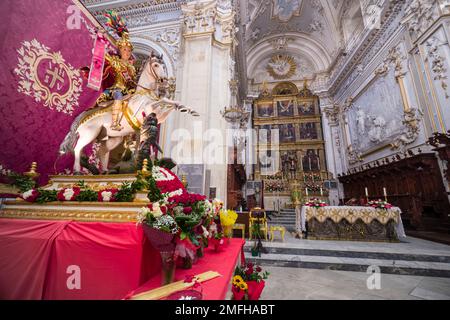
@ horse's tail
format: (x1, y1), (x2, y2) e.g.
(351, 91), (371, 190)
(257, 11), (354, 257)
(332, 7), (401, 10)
(59, 111), (86, 154)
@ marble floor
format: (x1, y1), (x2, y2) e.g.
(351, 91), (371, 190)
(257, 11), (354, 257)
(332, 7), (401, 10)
(259, 267), (450, 300)
(244, 233), (450, 299)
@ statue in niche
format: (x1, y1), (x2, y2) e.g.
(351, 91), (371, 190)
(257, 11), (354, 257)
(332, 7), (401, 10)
(287, 152), (298, 180)
(368, 115), (386, 143)
(302, 149), (320, 172)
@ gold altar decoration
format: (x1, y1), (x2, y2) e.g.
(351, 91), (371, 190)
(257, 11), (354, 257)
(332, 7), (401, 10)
(0, 174), (145, 223)
(304, 206), (401, 225)
(0, 207), (139, 223)
(253, 81), (329, 199)
(138, 159), (150, 177)
(269, 225), (286, 242)
(24, 162), (40, 180)
(129, 271), (221, 300)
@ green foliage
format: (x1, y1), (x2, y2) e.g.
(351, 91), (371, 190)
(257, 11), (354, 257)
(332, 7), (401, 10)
(146, 175), (163, 202)
(115, 182), (135, 202)
(251, 221), (262, 239)
(35, 190), (57, 204)
(76, 189), (98, 202)
(75, 180), (88, 188)
(8, 173), (36, 193)
(131, 177), (148, 193)
(234, 264), (269, 283)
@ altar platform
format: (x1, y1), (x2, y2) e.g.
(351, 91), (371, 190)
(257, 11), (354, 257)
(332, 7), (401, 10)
(297, 206), (406, 242)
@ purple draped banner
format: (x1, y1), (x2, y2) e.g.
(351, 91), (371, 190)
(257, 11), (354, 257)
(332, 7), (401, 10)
(0, 0), (106, 184)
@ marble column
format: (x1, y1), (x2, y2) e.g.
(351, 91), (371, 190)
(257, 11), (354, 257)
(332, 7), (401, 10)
(165, 0), (236, 202)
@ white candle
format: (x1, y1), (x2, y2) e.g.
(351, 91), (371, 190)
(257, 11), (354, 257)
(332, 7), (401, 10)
(365, 187), (369, 197)
(320, 188), (323, 196)
(383, 188), (387, 197)
(305, 188), (309, 197)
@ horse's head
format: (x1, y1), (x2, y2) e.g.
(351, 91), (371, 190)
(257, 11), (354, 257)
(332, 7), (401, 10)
(147, 51), (167, 84)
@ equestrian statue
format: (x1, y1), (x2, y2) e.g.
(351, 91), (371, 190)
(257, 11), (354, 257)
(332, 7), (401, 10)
(59, 11), (198, 174)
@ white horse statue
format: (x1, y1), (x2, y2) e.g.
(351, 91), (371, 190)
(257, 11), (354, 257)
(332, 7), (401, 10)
(59, 53), (198, 173)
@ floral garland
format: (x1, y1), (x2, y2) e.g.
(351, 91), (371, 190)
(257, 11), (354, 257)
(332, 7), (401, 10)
(57, 187), (81, 201)
(22, 189), (39, 202)
(368, 199), (393, 210)
(97, 188), (119, 202)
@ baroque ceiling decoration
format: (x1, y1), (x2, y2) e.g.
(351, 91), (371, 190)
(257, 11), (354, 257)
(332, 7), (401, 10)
(271, 0), (303, 22)
(266, 54), (297, 79)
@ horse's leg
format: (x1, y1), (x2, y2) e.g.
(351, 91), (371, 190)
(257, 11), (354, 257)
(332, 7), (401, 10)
(97, 141), (109, 174)
(101, 137), (123, 173)
(73, 125), (102, 173)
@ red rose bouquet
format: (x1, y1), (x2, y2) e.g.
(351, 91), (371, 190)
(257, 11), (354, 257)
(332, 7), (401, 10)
(232, 263), (269, 300)
(305, 198), (328, 209)
(368, 199), (393, 210)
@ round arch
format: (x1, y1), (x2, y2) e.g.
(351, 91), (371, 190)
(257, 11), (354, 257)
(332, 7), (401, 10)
(130, 36), (175, 77)
(246, 32), (333, 79)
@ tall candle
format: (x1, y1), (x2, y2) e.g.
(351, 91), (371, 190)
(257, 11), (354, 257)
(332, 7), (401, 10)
(305, 188), (309, 197)
(365, 187), (369, 197)
(383, 188), (387, 197)
(320, 187), (323, 196)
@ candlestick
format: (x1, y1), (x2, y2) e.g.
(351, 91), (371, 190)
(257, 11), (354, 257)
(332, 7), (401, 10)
(305, 188), (309, 198)
(365, 187), (369, 203)
(383, 187), (387, 202)
(320, 187), (323, 196)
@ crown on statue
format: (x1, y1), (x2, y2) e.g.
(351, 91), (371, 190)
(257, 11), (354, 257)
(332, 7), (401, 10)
(116, 32), (133, 50)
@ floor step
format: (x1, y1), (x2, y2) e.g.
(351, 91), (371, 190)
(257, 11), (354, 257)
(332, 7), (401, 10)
(243, 246), (450, 263)
(245, 253), (450, 278)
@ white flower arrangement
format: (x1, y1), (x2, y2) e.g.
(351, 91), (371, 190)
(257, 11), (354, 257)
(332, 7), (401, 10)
(63, 188), (75, 201)
(167, 188), (184, 198)
(136, 207), (150, 225)
(22, 189), (35, 200)
(100, 191), (113, 202)
(201, 225), (209, 238)
(152, 166), (175, 182)
(151, 202), (163, 218)
(153, 214), (179, 234)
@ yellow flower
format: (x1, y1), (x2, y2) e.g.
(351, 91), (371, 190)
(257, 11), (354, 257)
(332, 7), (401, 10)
(233, 275), (243, 285)
(220, 209), (238, 227)
(239, 282), (248, 291)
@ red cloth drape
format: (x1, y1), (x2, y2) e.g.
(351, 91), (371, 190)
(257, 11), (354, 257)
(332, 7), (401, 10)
(0, 219), (159, 300)
(0, 219), (70, 299)
(126, 238), (245, 300)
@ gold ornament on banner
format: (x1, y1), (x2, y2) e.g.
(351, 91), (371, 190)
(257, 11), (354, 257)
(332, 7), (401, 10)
(14, 39), (83, 115)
